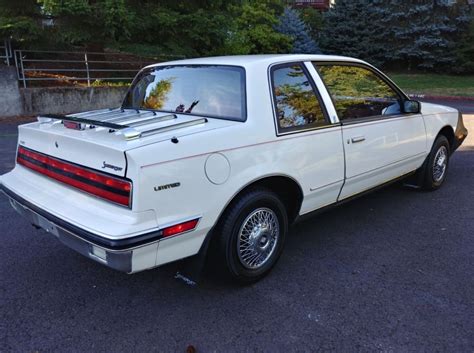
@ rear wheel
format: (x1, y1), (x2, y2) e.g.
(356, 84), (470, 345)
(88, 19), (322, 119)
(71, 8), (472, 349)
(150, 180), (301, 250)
(421, 135), (450, 190)
(214, 188), (288, 283)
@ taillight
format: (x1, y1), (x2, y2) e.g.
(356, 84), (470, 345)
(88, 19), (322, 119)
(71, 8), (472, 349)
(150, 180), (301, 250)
(16, 146), (132, 207)
(162, 219), (199, 238)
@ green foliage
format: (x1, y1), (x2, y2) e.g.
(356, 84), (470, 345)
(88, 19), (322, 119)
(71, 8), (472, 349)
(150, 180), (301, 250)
(322, 0), (474, 73)
(454, 6), (474, 73)
(223, 0), (292, 55)
(40, 0), (133, 46)
(297, 7), (324, 41)
(90, 80), (129, 87)
(0, 0), (42, 44)
(321, 0), (387, 66)
(1, 0), (472, 75)
(36, 0), (237, 56)
(0, 16), (39, 43)
(128, 3), (234, 57)
(377, 1), (470, 72)
(275, 7), (321, 54)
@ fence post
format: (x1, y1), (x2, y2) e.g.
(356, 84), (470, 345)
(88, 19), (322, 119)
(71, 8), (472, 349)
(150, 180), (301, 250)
(8, 39), (12, 65)
(4, 39), (10, 66)
(19, 50), (26, 88)
(84, 52), (90, 87)
(14, 49), (19, 78)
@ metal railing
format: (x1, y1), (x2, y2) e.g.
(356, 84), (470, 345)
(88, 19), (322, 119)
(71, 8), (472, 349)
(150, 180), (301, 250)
(1, 39), (13, 65)
(14, 49), (184, 88)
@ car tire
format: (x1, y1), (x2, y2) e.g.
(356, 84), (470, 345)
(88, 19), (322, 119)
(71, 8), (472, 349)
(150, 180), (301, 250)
(214, 187), (288, 283)
(421, 135), (450, 190)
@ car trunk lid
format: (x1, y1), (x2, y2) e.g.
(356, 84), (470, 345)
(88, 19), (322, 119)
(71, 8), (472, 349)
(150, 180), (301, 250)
(18, 109), (237, 178)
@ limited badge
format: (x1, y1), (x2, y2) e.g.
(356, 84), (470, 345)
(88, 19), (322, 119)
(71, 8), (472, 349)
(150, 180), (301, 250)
(154, 182), (181, 191)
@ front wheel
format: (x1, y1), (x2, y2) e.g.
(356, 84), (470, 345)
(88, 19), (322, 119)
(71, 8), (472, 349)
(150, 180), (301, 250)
(214, 188), (288, 283)
(421, 135), (450, 190)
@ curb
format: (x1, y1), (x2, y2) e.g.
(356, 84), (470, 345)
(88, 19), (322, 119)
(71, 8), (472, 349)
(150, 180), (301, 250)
(408, 94), (474, 102)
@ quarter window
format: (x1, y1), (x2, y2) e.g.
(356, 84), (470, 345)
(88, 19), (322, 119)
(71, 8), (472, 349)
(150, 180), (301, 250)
(315, 64), (402, 121)
(271, 64), (327, 133)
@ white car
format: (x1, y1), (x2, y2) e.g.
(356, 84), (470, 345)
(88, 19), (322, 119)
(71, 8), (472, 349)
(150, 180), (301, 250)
(0, 55), (468, 282)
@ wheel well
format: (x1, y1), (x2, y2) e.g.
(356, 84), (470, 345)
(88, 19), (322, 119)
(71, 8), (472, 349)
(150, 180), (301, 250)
(231, 176), (303, 224)
(438, 126), (455, 151)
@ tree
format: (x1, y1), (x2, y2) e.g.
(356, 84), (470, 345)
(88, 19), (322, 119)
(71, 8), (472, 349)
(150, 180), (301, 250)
(0, 0), (43, 45)
(453, 3), (474, 73)
(297, 6), (324, 42)
(125, 1), (238, 57)
(28, 0), (242, 57)
(378, 0), (470, 71)
(224, 0), (292, 54)
(321, 0), (473, 72)
(275, 7), (321, 54)
(39, 0), (133, 49)
(321, 0), (387, 66)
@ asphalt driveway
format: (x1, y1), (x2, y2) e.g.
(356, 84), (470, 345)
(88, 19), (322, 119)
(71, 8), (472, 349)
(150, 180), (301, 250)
(0, 113), (473, 352)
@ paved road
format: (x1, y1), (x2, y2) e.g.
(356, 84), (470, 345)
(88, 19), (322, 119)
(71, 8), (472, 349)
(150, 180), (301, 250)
(1, 115), (473, 352)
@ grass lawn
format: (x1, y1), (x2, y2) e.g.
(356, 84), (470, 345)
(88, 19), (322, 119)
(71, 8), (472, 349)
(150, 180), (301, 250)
(387, 72), (474, 98)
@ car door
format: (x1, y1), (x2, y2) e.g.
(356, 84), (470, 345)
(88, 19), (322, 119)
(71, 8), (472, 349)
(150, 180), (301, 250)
(313, 62), (427, 200)
(269, 62), (345, 214)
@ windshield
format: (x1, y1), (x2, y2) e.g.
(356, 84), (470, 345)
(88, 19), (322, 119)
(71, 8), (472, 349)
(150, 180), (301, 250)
(123, 65), (246, 121)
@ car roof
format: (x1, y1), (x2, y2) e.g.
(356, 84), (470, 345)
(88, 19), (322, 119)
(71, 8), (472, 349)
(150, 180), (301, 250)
(145, 54), (367, 70)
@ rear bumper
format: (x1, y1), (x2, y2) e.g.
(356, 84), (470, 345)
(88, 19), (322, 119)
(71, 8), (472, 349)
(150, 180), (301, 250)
(1, 184), (162, 273)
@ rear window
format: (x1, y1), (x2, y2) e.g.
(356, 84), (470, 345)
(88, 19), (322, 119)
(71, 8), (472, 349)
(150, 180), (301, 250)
(123, 65), (246, 121)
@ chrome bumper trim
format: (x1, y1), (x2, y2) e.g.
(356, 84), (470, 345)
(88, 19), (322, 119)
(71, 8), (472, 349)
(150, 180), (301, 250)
(0, 184), (163, 250)
(1, 185), (160, 273)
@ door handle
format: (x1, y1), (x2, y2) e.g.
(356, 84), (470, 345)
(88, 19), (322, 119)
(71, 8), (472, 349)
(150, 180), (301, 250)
(351, 136), (366, 143)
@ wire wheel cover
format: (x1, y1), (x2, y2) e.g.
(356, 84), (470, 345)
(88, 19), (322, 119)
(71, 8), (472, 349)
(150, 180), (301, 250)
(433, 145), (448, 182)
(237, 207), (280, 270)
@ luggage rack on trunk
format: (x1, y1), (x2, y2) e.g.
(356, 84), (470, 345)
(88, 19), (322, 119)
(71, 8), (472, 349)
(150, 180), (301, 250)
(39, 108), (208, 141)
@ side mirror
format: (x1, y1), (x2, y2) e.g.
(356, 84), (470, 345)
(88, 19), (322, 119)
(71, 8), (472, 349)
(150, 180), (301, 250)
(404, 100), (421, 114)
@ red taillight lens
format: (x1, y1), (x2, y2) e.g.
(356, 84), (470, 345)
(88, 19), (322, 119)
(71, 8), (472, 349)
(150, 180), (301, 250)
(162, 219), (199, 238)
(16, 146), (132, 207)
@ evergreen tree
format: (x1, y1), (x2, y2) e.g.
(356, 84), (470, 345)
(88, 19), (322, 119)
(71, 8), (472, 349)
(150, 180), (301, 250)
(321, 0), (473, 72)
(321, 0), (387, 66)
(379, 0), (469, 71)
(298, 7), (324, 42)
(453, 2), (474, 73)
(275, 7), (321, 54)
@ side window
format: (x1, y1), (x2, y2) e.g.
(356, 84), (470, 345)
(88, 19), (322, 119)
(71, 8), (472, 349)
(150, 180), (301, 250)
(315, 64), (403, 121)
(271, 64), (327, 133)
